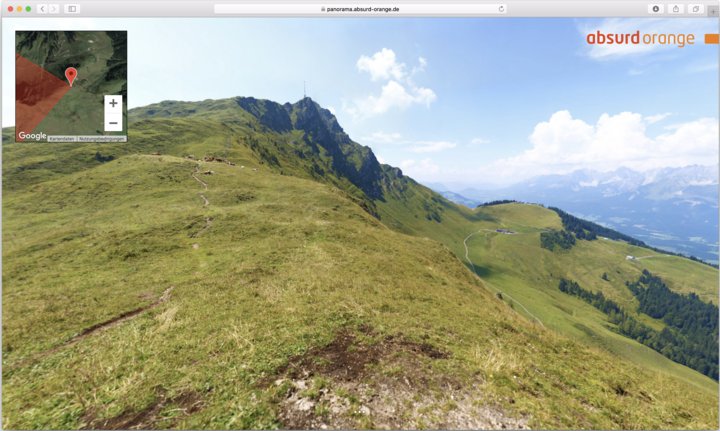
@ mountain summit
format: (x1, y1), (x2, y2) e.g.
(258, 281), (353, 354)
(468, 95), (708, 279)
(127, 95), (478, 242)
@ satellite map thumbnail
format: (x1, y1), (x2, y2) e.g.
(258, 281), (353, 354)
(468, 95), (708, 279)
(15, 31), (127, 142)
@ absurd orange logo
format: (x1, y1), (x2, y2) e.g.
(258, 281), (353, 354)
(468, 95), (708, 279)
(587, 30), (695, 47)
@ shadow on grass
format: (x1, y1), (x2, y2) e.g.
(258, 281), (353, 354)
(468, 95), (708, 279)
(462, 261), (493, 279)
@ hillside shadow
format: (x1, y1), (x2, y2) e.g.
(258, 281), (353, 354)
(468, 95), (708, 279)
(462, 261), (493, 279)
(460, 209), (495, 223)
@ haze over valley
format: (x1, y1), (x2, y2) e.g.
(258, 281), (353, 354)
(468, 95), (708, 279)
(426, 164), (720, 263)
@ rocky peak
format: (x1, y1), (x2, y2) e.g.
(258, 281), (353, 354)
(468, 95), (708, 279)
(235, 96), (292, 133)
(289, 97), (323, 132)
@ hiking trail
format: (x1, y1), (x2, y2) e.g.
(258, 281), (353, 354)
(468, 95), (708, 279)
(193, 217), (212, 238)
(8, 286), (174, 371)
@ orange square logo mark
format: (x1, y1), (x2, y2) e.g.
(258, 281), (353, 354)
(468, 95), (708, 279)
(705, 34), (719, 44)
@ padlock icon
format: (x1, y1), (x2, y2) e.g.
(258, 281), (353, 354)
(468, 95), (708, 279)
(673, 5), (679, 12)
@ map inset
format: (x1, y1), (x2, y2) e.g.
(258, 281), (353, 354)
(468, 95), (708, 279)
(15, 31), (127, 142)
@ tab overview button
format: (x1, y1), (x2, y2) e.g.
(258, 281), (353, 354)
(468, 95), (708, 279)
(63, 4), (80, 14)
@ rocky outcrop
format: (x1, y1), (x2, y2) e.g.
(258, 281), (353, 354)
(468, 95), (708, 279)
(235, 97), (293, 133)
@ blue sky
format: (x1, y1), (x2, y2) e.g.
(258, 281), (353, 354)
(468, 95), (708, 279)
(3, 17), (718, 185)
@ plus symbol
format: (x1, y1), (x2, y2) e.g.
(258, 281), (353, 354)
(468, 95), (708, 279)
(109, 99), (118, 108)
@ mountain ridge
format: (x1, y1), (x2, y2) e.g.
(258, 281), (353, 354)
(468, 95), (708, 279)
(2, 95), (719, 429)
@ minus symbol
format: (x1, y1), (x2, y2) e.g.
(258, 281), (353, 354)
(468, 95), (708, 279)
(110, 122), (118, 124)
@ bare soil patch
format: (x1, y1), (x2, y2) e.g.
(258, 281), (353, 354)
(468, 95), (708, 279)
(272, 328), (529, 430)
(79, 387), (203, 430)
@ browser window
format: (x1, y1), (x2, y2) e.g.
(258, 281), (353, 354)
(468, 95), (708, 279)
(2, 2), (719, 429)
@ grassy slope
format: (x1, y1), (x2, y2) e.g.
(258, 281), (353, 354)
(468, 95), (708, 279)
(2, 155), (718, 429)
(3, 94), (719, 427)
(373, 183), (491, 259)
(466, 204), (719, 396)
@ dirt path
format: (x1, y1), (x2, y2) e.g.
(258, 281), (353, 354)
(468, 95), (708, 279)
(463, 230), (545, 327)
(191, 165), (210, 207)
(192, 217), (212, 238)
(7, 287), (174, 371)
(191, 174), (208, 190)
(635, 255), (670, 259)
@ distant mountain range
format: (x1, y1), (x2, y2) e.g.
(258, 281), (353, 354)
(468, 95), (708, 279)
(437, 191), (481, 208)
(425, 165), (720, 262)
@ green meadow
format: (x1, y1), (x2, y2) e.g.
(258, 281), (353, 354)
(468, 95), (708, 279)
(466, 204), (719, 396)
(2, 96), (718, 429)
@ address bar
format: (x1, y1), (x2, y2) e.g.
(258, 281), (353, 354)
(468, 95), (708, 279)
(214, 4), (508, 15)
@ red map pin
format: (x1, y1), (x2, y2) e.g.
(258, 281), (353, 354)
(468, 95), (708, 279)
(65, 67), (77, 87)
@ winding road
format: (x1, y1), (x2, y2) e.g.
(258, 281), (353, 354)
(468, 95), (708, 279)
(634, 255), (671, 260)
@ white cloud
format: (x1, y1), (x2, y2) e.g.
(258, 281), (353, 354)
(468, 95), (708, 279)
(466, 110), (718, 182)
(656, 118), (719, 158)
(400, 158), (440, 175)
(412, 87), (437, 107)
(578, 18), (717, 61)
(411, 57), (427, 76)
(347, 50), (436, 119)
(357, 48), (406, 81)
(361, 131), (401, 143)
(470, 138), (490, 145)
(644, 113), (671, 124)
(327, 106), (336, 115)
(349, 80), (436, 118)
(376, 154), (386, 164)
(409, 141), (456, 153)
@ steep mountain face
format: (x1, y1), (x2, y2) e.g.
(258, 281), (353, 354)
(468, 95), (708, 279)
(130, 96), (392, 201)
(285, 97), (387, 199)
(235, 97), (293, 133)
